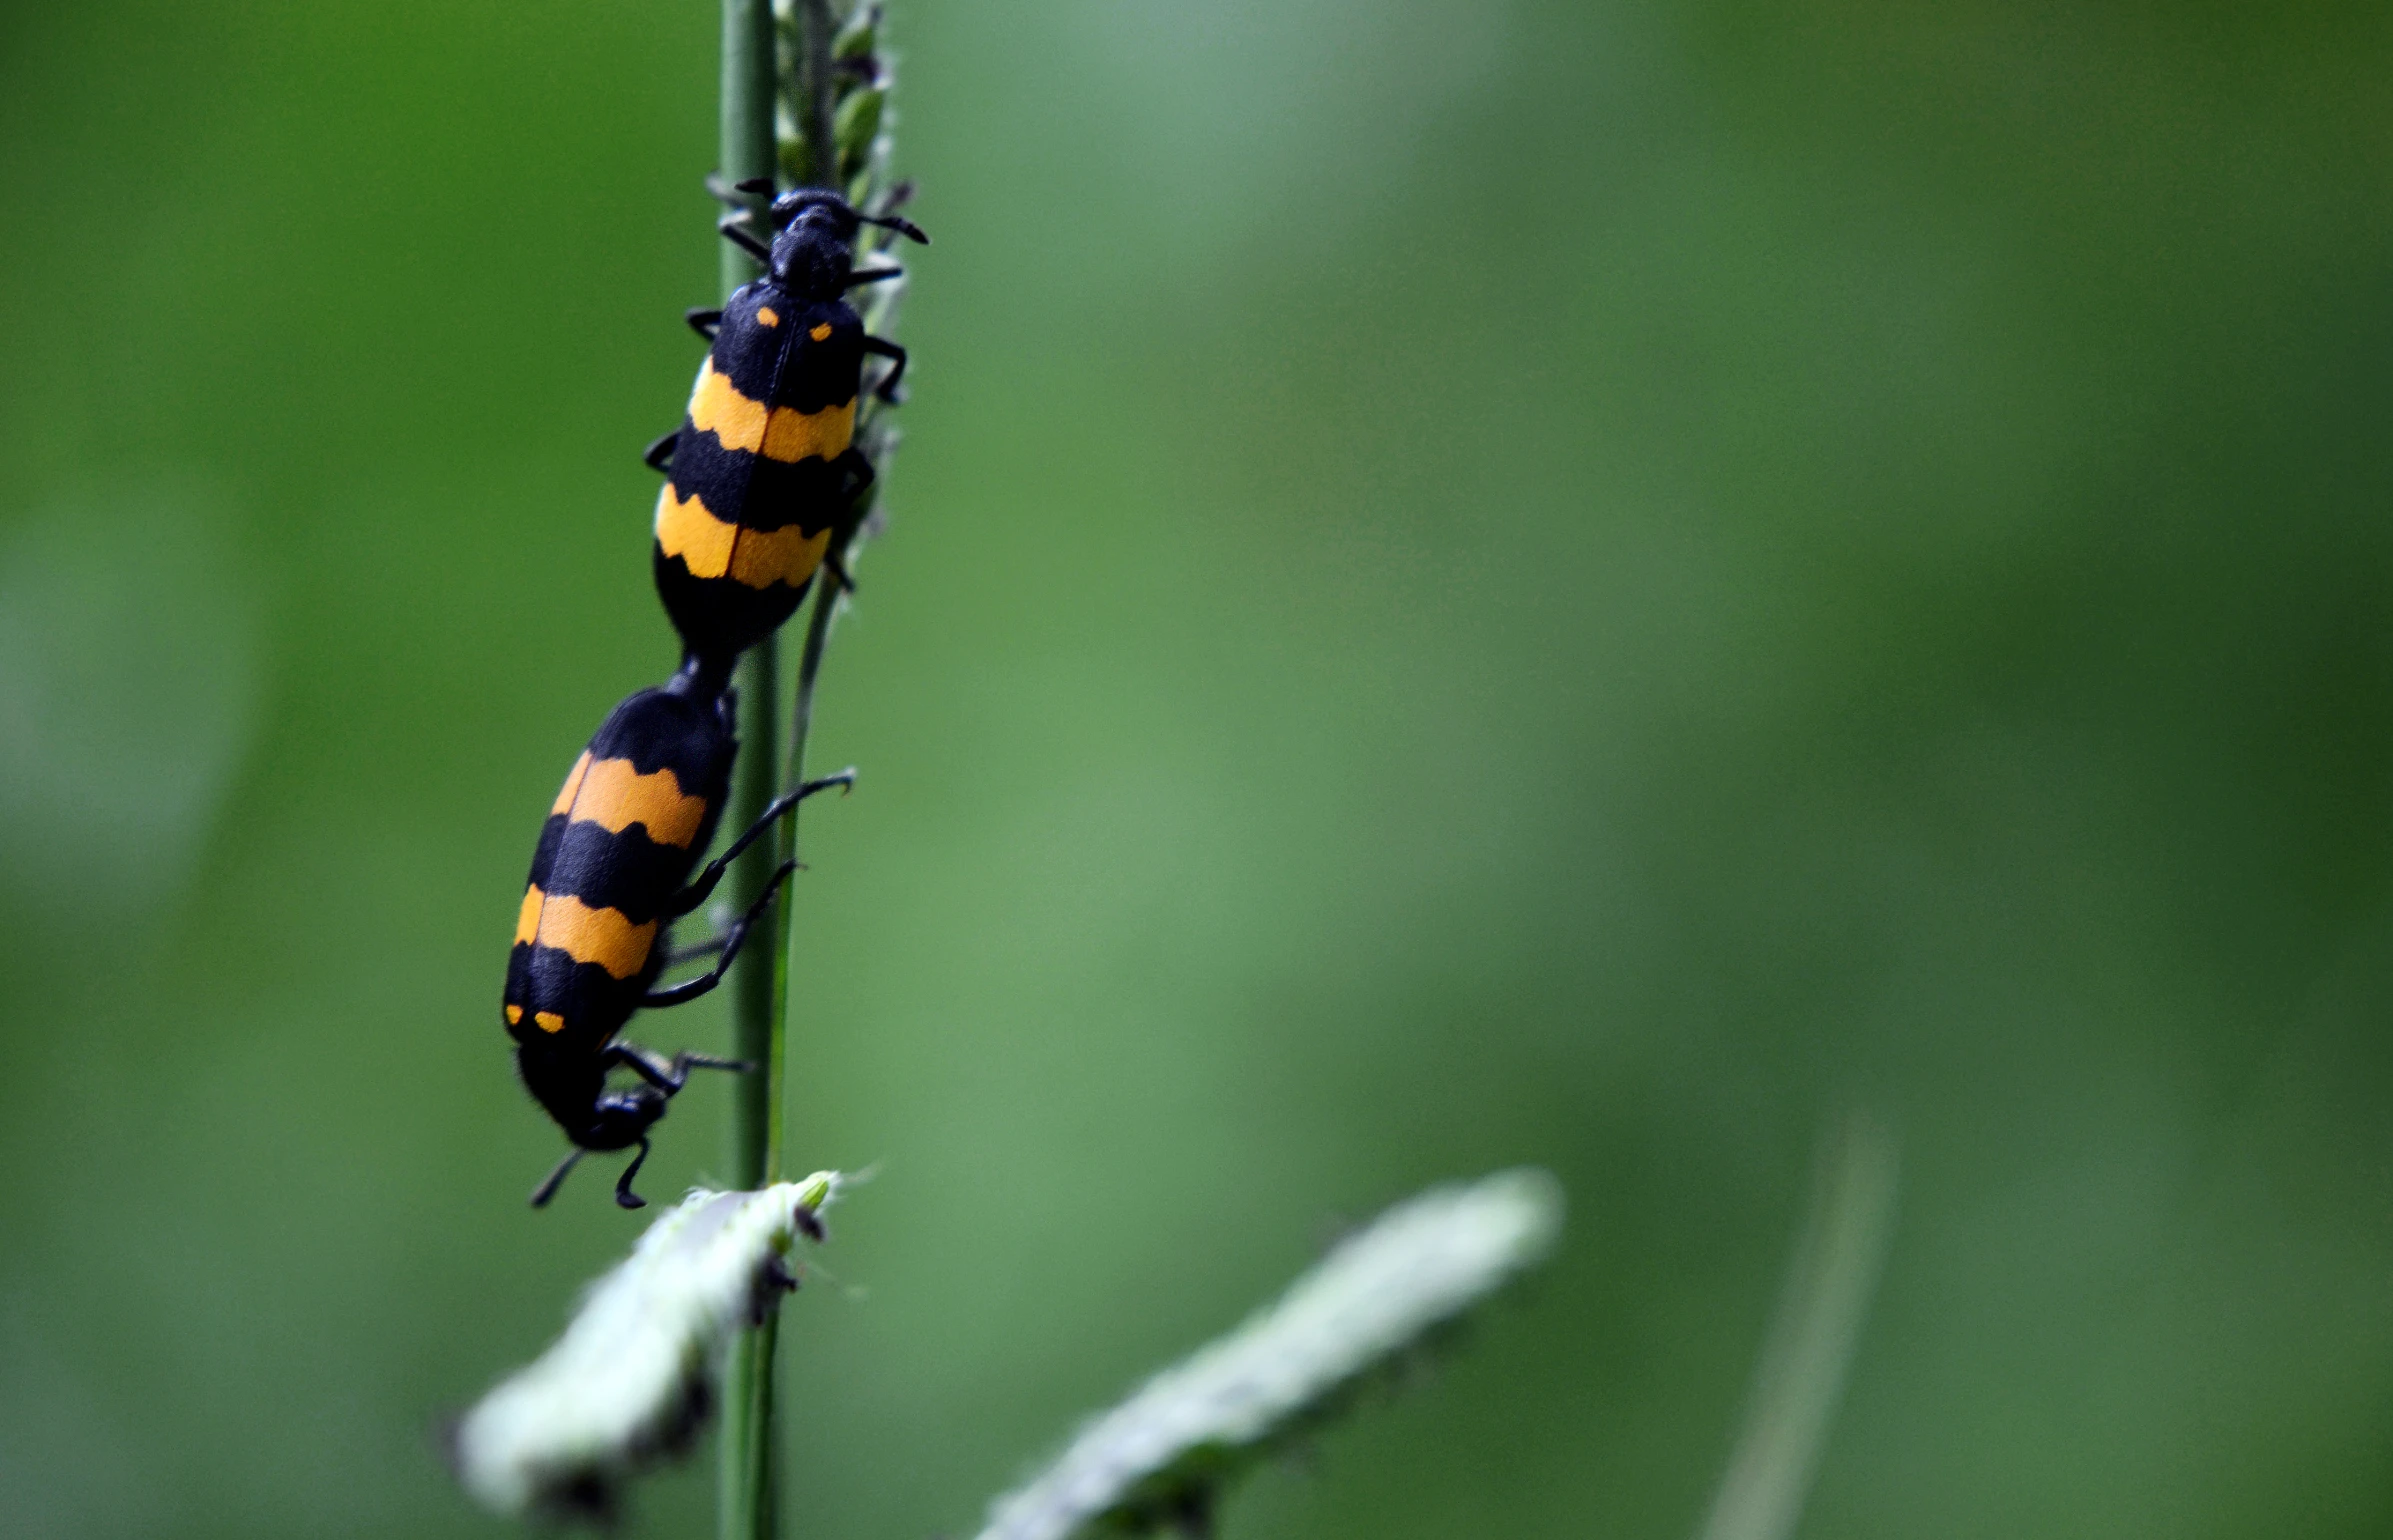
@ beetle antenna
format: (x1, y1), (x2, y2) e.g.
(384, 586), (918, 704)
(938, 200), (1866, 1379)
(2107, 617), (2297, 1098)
(705, 171), (776, 211)
(859, 213), (929, 245)
(529, 1148), (584, 1208)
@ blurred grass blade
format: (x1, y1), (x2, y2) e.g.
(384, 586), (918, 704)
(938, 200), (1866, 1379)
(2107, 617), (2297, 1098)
(1694, 1112), (1899, 1540)
(450, 1175), (842, 1521)
(972, 1168), (1564, 1540)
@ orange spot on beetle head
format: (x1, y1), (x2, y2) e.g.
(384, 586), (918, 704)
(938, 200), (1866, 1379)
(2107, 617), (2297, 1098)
(756, 306), (781, 328)
(809, 322), (833, 342)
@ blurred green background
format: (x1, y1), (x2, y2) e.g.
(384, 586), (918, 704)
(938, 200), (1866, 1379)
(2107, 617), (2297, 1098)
(3, 0), (2390, 1535)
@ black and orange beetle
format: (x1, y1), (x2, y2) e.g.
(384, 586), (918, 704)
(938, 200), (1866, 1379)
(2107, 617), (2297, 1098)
(505, 654), (852, 1208)
(645, 183), (927, 665)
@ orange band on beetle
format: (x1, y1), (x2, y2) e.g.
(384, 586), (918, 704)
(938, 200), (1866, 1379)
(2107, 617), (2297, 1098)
(549, 752), (592, 816)
(685, 357), (855, 464)
(557, 756), (709, 849)
(513, 886), (543, 946)
(655, 485), (830, 593)
(520, 886), (659, 980)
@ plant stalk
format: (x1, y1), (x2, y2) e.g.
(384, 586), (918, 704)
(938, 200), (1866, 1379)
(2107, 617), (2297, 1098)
(794, 0), (839, 189)
(717, 0), (779, 1534)
(719, 2), (846, 1536)
(763, 571), (844, 1175)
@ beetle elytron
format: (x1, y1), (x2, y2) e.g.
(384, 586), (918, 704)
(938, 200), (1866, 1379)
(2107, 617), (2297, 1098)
(505, 654), (850, 1207)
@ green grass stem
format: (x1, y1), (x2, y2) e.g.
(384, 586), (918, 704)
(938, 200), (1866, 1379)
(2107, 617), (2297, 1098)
(718, 1), (859, 1534)
(717, 0), (782, 1533)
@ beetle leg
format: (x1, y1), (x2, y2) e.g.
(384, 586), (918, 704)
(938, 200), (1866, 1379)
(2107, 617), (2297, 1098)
(529, 1148), (584, 1208)
(686, 307), (722, 340)
(718, 211), (772, 263)
(643, 429), (678, 472)
(663, 932), (728, 966)
(604, 1041), (751, 1090)
(663, 773), (855, 920)
(834, 445), (876, 506)
(642, 859), (797, 1006)
(861, 334), (908, 402)
(614, 1137), (653, 1209)
(605, 1041), (681, 1088)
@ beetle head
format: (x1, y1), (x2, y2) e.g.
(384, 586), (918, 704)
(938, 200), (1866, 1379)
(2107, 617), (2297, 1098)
(579, 1084), (668, 1150)
(766, 190), (861, 298)
(756, 186), (929, 300)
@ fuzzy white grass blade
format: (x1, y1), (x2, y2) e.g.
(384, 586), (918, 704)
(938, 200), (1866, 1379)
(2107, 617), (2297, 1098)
(452, 1173), (841, 1518)
(975, 1168), (1564, 1540)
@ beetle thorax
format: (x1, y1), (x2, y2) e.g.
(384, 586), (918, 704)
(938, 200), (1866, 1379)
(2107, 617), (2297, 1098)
(768, 209), (856, 300)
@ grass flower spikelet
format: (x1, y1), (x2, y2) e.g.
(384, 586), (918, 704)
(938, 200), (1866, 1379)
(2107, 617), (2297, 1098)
(451, 1173), (843, 1519)
(974, 1168), (1564, 1540)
